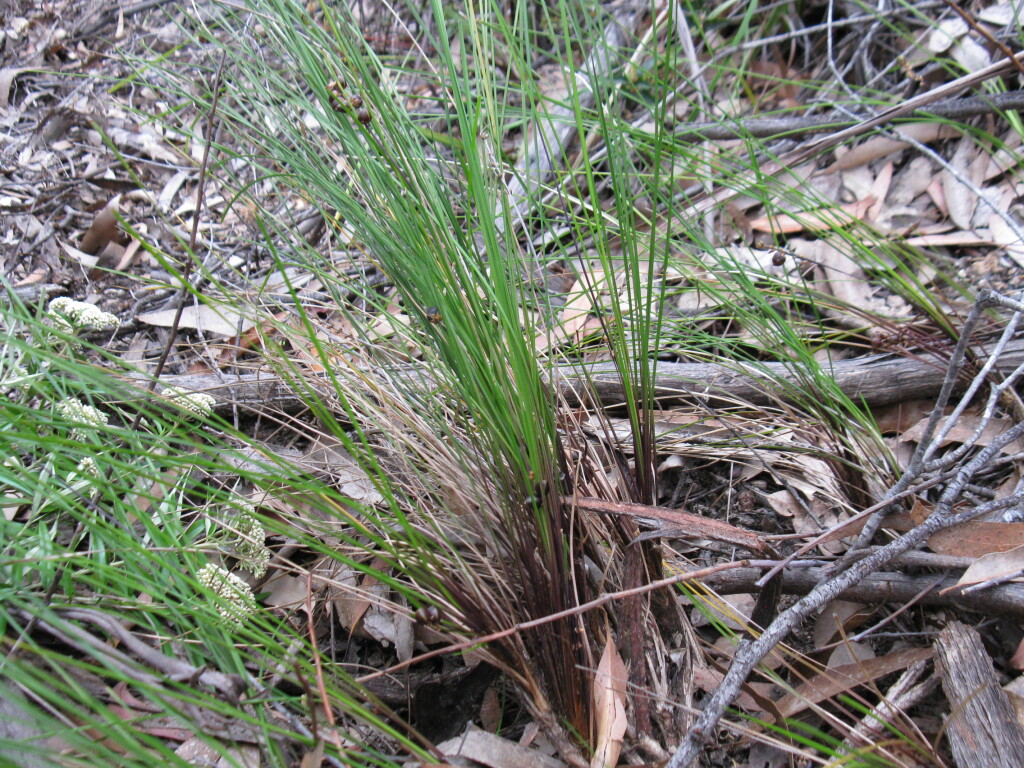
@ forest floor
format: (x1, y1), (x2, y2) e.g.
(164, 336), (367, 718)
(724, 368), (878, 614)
(6, 2), (1024, 768)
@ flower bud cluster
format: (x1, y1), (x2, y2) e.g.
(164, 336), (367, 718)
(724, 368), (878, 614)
(71, 456), (102, 481)
(196, 563), (257, 625)
(160, 386), (217, 419)
(226, 499), (270, 578)
(47, 297), (119, 333)
(55, 400), (108, 440)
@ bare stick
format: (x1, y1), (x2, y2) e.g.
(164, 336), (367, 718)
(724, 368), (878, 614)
(708, 565), (1024, 619)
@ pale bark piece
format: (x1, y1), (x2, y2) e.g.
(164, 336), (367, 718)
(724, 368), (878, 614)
(935, 621), (1024, 768)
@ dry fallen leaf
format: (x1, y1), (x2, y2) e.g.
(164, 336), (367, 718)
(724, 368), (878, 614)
(813, 600), (871, 649)
(926, 522), (1024, 559)
(560, 282), (595, 342)
(436, 726), (565, 768)
(929, 16), (968, 53)
(79, 195), (121, 255)
(1004, 671), (1024, 736)
(941, 136), (984, 230)
(989, 186), (1024, 269)
(954, 544), (1024, 590)
(690, 664), (775, 714)
(826, 639), (876, 670)
(900, 412), (1024, 456)
(0, 67), (35, 109)
(591, 632), (628, 768)
(691, 593), (755, 632)
(137, 304), (258, 337)
(261, 572), (308, 611)
(776, 647), (933, 720)
(829, 123), (962, 171)
(747, 196), (872, 234)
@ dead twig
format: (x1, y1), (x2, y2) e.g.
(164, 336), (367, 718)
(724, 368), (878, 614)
(678, 49), (1024, 222)
(571, 495), (775, 556)
(670, 472), (1024, 766)
(852, 290), (1024, 554)
(146, 50), (227, 393)
(69, 0), (177, 43)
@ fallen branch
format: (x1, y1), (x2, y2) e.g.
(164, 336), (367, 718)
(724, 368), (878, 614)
(70, 0), (177, 42)
(131, 336), (1024, 417)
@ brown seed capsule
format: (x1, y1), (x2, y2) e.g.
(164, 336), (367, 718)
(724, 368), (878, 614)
(349, 94), (363, 109)
(357, 109), (372, 125)
(414, 605), (441, 625)
(771, 250), (785, 267)
(327, 80), (346, 111)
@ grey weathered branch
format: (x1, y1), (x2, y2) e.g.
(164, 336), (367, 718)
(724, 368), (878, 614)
(139, 337), (1024, 417)
(19, 608), (245, 702)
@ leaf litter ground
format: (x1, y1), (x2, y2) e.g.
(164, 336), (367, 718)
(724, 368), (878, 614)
(4, 1), (1024, 767)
